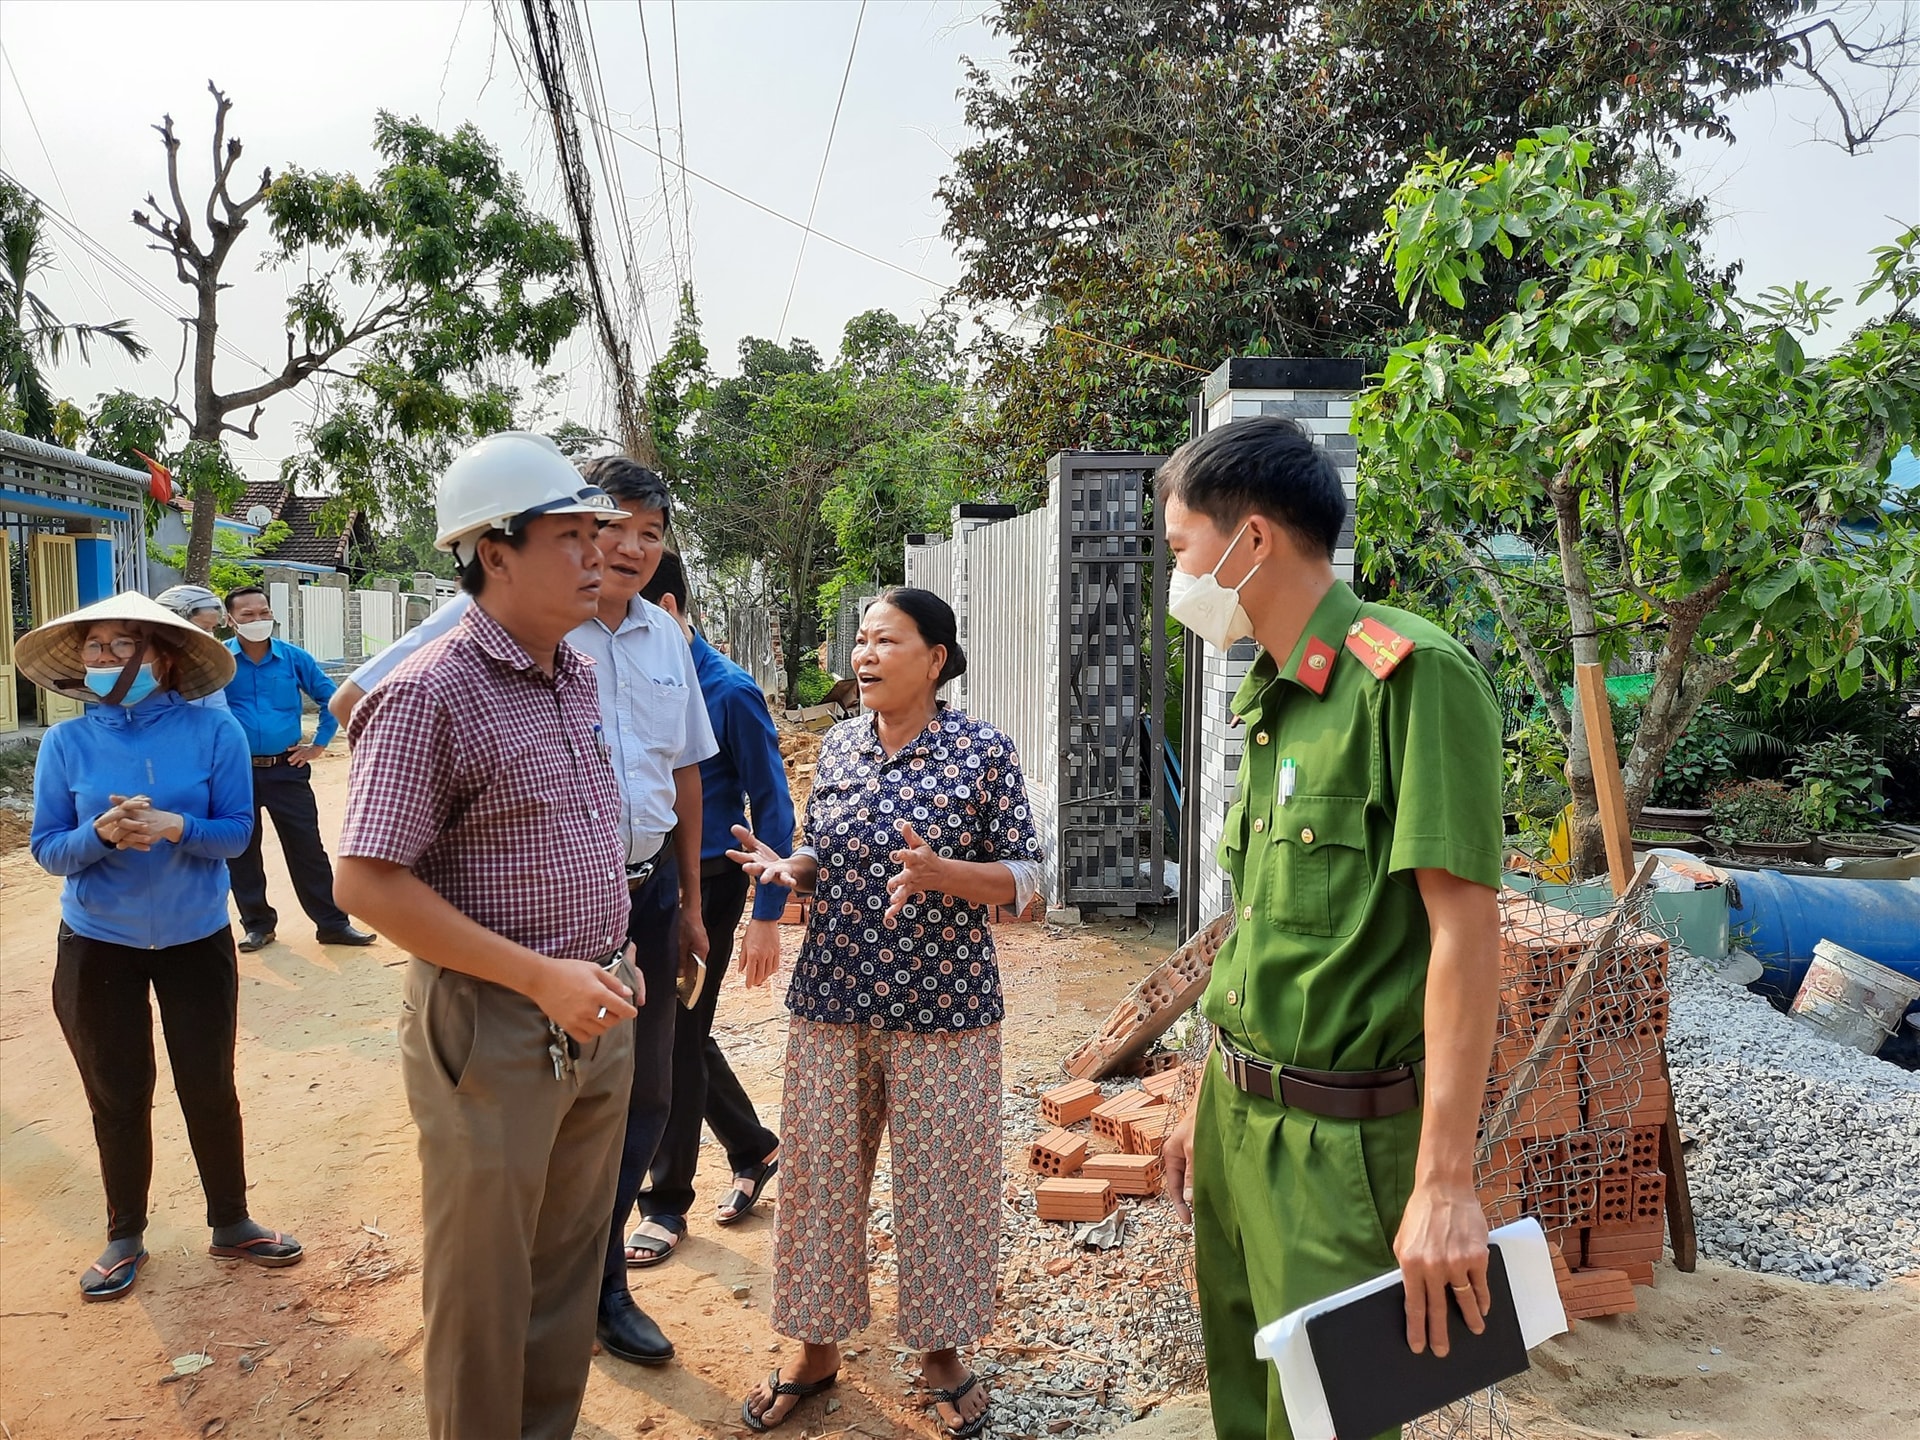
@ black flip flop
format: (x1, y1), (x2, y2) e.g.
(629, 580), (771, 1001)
(80, 1247), (147, 1302)
(625, 1214), (685, 1267)
(209, 1229), (303, 1267)
(930, 1372), (990, 1439)
(715, 1157), (779, 1227)
(740, 1367), (837, 1432)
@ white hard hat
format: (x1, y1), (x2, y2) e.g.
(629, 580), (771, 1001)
(434, 431), (619, 566)
(154, 583), (223, 619)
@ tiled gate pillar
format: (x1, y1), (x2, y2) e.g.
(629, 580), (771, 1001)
(1185, 358), (1364, 928)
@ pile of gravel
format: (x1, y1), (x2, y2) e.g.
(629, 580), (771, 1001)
(1666, 947), (1920, 1288)
(862, 1088), (1202, 1438)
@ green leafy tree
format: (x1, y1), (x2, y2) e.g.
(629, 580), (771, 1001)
(1356, 130), (1919, 876)
(940, 0), (1915, 491)
(653, 305), (973, 700)
(0, 177), (148, 440)
(131, 84), (582, 583)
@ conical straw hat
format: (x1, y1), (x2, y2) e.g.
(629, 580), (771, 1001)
(15, 590), (236, 703)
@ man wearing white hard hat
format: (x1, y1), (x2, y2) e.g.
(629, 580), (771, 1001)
(334, 432), (639, 1440)
(24, 592), (304, 1301)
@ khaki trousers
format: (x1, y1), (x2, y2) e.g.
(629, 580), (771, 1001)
(401, 958), (635, 1440)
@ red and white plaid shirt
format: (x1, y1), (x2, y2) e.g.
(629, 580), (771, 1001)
(339, 601), (629, 960)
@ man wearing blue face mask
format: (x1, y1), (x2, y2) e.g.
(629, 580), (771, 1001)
(221, 585), (373, 952)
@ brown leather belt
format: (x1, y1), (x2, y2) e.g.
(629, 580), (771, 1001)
(1217, 1036), (1422, 1120)
(251, 754), (287, 769)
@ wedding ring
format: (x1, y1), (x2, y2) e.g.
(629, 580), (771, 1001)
(1450, 1282), (1474, 1293)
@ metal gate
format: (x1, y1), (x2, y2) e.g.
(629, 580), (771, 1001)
(300, 584), (345, 661)
(357, 589), (396, 654)
(1053, 453), (1169, 910)
(29, 533), (82, 724)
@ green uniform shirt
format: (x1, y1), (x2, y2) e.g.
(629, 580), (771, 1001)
(1201, 581), (1504, 1074)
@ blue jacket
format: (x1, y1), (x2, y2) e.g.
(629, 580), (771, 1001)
(692, 634), (796, 922)
(31, 693), (255, 949)
(224, 637), (339, 755)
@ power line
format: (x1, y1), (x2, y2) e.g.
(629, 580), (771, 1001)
(776, 0), (866, 341)
(0, 46), (121, 319)
(583, 120), (1209, 375)
(668, 0), (694, 267)
(573, 0), (660, 361)
(3, 171), (281, 382)
(635, 0), (688, 298)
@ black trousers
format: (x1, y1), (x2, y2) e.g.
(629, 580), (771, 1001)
(52, 923), (251, 1241)
(229, 761), (351, 934)
(640, 863), (780, 1220)
(600, 856), (682, 1296)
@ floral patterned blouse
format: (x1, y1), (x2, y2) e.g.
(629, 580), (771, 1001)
(788, 707), (1044, 1032)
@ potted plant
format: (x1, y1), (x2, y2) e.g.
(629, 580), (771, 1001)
(1643, 701), (1742, 834)
(1789, 735), (1909, 857)
(1706, 779), (1814, 862)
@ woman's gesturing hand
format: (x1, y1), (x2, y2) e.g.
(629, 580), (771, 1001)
(725, 825), (816, 894)
(885, 822), (949, 921)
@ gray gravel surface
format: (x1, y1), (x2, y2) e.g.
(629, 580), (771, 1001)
(1667, 947), (1920, 1288)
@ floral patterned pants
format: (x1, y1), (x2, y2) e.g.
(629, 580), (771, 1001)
(771, 1017), (1002, 1350)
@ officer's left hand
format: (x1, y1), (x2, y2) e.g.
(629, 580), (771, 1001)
(1393, 1179), (1491, 1358)
(886, 822), (947, 922)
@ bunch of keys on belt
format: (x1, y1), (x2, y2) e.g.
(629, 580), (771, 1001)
(547, 1021), (581, 1081)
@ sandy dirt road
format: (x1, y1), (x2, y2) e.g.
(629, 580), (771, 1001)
(0, 749), (1168, 1440)
(5, 748), (1918, 1440)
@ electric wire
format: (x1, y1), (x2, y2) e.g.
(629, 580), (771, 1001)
(634, 0), (688, 297)
(668, 0), (695, 267)
(776, 0), (866, 341)
(573, 0), (660, 361)
(585, 122), (1209, 375)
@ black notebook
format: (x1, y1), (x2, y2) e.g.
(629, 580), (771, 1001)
(1303, 1246), (1527, 1439)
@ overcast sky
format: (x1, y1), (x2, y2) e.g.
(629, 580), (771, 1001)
(0, 0), (1914, 483)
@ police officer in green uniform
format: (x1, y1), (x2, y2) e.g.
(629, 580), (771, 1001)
(1158, 418), (1504, 1440)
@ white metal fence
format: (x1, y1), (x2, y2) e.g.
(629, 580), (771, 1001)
(299, 583), (345, 661)
(356, 589), (396, 654)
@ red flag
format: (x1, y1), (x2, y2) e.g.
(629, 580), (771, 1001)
(133, 449), (173, 504)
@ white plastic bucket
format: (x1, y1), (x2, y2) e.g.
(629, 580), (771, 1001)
(1790, 940), (1920, 1055)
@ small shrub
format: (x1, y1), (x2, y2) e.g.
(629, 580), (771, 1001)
(1789, 734), (1890, 834)
(1649, 700), (1741, 807)
(1706, 779), (1810, 846)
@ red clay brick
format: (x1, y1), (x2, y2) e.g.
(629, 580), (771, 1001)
(1028, 1127), (1089, 1178)
(1034, 1177), (1117, 1223)
(1039, 1078), (1102, 1127)
(1082, 1151), (1165, 1196)
(1090, 1090), (1163, 1144)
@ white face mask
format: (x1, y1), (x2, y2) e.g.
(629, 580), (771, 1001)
(1167, 522), (1261, 651)
(234, 619), (276, 643)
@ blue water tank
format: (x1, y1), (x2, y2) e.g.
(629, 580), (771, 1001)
(1728, 870), (1920, 1006)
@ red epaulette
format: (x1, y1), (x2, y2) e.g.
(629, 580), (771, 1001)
(1343, 616), (1414, 680)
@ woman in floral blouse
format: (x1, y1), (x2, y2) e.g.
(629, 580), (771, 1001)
(730, 588), (1043, 1438)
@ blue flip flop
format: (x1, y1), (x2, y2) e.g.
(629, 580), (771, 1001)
(80, 1247), (147, 1302)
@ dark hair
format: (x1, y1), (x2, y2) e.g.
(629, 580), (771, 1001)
(641, 549), (688, 609)
(456, 528), (528, 596)
(1158, 417), (1345, 560)
(870, 586), (966, 687)
(223, 584), (270, 608)
(577, 454), (670, 516)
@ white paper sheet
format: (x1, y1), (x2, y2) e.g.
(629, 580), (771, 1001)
(1251, 1217), (1568, 1440)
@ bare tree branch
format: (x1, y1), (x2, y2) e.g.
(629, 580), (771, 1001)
(220, 404), (266, 441)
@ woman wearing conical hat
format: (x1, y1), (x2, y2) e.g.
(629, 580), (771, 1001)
(21, 590), (304, 1301)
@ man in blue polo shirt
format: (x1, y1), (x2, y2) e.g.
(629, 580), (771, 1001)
(221, 585), (374, 952)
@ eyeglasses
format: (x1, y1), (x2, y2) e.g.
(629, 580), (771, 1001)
(82, 637), (145, 662)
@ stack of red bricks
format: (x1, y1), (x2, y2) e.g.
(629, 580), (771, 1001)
(1478, 895), (1673, 1320)
(1027, 1072), (1181, 1222)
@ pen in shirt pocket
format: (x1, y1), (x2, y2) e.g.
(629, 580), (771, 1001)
(591, 724), (612, 764)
